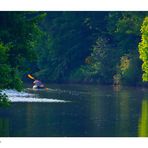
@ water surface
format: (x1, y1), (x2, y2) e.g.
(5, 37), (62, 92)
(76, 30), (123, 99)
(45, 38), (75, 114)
(0, 84), (148, 137)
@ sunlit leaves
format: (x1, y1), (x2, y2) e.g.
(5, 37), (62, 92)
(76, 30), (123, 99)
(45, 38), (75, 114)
(120, 55), (130, 75)
(138, 17), (148, 82)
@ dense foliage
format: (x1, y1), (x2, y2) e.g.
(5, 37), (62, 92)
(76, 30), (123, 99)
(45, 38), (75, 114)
(139, 17), (148, 82)
(32, 12), (147, 85)
(0, 12), (44, 89)
(0, 11), (148, 95)
(0, 12), (44, 106)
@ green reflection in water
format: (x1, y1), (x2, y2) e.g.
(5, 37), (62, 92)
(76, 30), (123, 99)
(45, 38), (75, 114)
(115, 88), (131, 136)
(0, 118), (9, 136)
(138, 99), (148, 137)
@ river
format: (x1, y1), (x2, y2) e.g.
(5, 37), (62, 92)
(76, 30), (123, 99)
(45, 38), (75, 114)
(0, 84), (148, 137)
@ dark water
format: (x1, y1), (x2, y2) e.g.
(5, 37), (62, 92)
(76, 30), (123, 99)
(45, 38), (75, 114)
(0, 84), (148, 137)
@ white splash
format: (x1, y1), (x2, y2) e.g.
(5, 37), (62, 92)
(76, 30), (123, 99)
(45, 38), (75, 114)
(1, 89), (68, 103)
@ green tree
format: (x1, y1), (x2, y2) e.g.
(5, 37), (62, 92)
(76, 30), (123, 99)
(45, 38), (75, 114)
(35, 12), (148, 85)
(139, 17), (148, 82)
(79, 37), (117, 84)
(107, 12), (147, 85)
(0, 12), (44, 88)
(0, 12), (45, 106)
(35, 12), (95, 82)
(35, 12), (109, 83)
(117, 54), (142, 85)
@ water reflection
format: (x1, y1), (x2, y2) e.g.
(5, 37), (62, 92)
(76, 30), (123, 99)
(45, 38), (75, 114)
(138, 99), (148, 137)
(88, 87), (117, 136)
(0, 118), (9, 136)
(115, 89), (131, 136)
(0, 85), (147, 137)
(89, 86), (143, 137)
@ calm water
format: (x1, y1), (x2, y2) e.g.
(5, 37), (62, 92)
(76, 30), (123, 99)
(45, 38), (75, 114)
(0, 84), (148, 137)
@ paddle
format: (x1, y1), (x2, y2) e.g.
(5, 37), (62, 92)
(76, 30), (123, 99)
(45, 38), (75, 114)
(27, 74), (35, 80)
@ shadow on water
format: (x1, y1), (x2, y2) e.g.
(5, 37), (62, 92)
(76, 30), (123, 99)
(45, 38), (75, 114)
(0, 84), (148, 137)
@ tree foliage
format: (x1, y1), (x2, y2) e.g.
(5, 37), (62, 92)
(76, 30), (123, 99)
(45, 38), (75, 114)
(139, 17), (148, 82)
(0, 12), (44, 106)
(0, 11), (148, 90)
(35, 12), (99, 82)
(0, 12), (44, 90)
(32, 12), (147, 85)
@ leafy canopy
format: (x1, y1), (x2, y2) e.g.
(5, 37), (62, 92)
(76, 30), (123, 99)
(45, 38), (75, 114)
(139, 17), (148, 81)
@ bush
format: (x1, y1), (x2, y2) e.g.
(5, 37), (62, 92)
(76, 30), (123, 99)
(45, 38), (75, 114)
(0, 91), (11, 107)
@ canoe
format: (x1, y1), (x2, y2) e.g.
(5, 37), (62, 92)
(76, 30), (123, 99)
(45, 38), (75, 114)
(26, 88), (54, 91)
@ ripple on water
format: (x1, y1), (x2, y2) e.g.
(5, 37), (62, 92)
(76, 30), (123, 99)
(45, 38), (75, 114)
(1, 89), (69, 103)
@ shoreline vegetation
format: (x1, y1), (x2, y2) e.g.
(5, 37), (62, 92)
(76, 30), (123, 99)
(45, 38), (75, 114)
(0, 12), (148, 106)
(0, 90), (11, 107)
